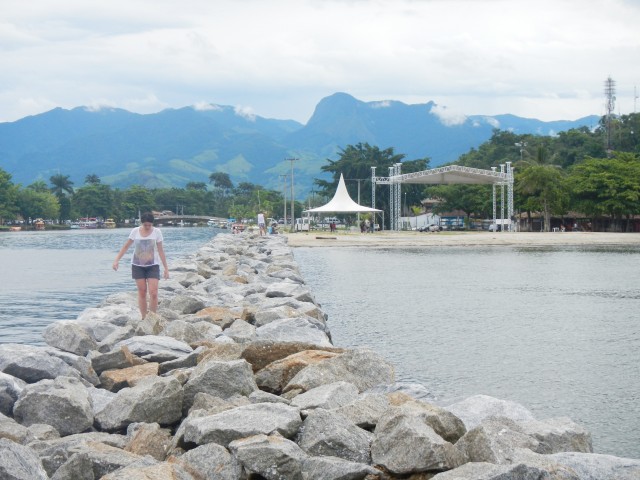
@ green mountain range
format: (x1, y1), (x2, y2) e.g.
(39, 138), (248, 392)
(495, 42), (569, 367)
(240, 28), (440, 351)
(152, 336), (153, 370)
(0, 92), (599, 195)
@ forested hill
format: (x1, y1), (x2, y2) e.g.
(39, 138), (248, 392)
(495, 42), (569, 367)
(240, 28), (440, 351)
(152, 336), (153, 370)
(0, 93), (598, 193)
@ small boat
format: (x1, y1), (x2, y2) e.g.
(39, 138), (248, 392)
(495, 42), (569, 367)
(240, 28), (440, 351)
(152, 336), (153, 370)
(104, 219), (116, 228)
(9, 226), (21, 232)
(34, 219), (45, 231)
(79, 218), (98, 229)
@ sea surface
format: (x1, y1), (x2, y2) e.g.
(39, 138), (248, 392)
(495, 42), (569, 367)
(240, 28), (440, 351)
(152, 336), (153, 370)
(0, 228), (638, 459)
(292, 245), (640, 459)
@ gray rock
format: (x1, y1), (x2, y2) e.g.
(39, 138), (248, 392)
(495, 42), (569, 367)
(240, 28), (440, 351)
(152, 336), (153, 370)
(0, 371), (26, 416)
(87, 385), (116, 416)
(297, 409), (373, 465)
(176, 442), (243, 480)
(43, 320), (98, 355)
(0, 344), (81, 383)
(131, 311), (167, 336)
(96, 326), (136, 353)
(95, 376), (183, 431)
(49, 444), (151, 480)
(302, 456), (381, 480)
(454, 416), (539, 464)
(430, 460), (579, 480)
(256, 317), (332, 347)
(43, 348), (100, 386)
(161, 320), (222, 345)
(168, 294), (207, 314)
(99, 461), (195, 480)
(285, 348), (394, 394)
(183, 359), (257, 411)
(28, 431), (128, 476)
(183, 402), (302, 447)
(13, 376), (93, 436)
(291, 381), (359, 411)
(383, 399), (466, 444)
(0, 412), (31, 443)
(26, 423), (60, 442)
(333, 392), (390, 429)
(0, 438), (48, 480)
(521, 417), (593, 454)
(229, 433), (308, 480)
(249, 390), (291, 405)
(371, 409), (465, 475)
(90, 346), (143, 376)
(223, 319), (257, 344)
(115, 335), (193, 363)
(158, 346), (204, 375)
(549, 451), (640, 480)
(444, 394), (536, 430)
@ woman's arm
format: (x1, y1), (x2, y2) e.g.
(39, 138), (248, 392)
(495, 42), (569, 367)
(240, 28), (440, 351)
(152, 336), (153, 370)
(157, 241), (169, 279)
(112, 239), (133, 271)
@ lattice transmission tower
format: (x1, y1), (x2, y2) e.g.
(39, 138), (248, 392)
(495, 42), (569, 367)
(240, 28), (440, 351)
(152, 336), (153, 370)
(604, 76), (616, 155)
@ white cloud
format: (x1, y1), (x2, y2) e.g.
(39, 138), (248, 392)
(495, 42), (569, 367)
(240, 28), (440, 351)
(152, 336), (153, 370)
(193, 102), (222, 112)
(429, 104), (468, 127)
(234, 105), (256, 122)
(370, 100), (392, 109)
(0, 0), (639, 123)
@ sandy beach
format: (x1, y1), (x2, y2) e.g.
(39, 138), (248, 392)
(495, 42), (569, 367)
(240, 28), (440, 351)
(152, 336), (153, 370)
(284, 230), (640, 248)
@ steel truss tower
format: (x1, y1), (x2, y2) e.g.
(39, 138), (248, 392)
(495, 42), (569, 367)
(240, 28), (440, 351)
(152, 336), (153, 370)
(372, 163), (515, 232)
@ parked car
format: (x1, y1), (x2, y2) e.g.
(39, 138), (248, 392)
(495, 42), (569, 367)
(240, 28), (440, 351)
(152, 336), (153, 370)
(419, 224), (442, 232)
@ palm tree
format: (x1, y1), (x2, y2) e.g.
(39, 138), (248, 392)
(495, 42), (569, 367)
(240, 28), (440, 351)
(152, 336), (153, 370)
(49, 174), (75, 221)
(49, 174), (75, 197)
(85, 174), (101, 185)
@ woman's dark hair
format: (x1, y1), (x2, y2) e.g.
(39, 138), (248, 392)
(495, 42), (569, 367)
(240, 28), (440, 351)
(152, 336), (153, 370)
(141, 212), (155, 224)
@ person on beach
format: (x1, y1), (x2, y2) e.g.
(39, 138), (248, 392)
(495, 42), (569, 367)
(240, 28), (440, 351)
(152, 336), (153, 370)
(112, 212), (169, 318)
(257, 212), (266, 236)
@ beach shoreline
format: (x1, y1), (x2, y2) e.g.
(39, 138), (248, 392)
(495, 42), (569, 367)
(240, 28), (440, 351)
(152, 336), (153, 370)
(283, 230), (640, 248)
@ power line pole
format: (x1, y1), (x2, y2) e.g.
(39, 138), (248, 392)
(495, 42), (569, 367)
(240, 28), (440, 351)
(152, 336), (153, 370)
(604, 76), (616, 156)
(279, 174), (288, 227)
(287, 158), (299, 232)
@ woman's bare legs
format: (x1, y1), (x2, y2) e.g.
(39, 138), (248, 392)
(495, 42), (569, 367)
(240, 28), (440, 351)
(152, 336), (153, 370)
(147, 278), (159, 314)
(135, 278), (149, 318)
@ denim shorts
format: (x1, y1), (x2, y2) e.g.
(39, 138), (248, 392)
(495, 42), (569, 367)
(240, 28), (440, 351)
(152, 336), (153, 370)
(132, 264), (160, 280)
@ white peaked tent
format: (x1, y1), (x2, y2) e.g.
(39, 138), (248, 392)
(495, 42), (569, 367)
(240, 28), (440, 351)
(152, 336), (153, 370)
(304, 173), (381, 213)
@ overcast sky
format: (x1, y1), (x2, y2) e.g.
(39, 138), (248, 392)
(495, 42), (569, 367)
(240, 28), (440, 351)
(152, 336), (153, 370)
(2, 0), (639, 125)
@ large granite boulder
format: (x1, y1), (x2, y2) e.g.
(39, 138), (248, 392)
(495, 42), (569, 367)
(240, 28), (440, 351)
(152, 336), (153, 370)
(43, 320), (98, 356)
(95, 376), (183, 431)
(291, 381), (359, 411)
(454, 416), (539, 464)
(549, 451), (640, 480)
(284, 348), (395, 394)
(521, 417), (593, 454)
(115, 335), (193, 363)
(301, 455), (381, 480)
(183, 403), (302, 447)
(0, 371), (26, 416)
(296, 409), (373, 464)
(229, 433), (309, 480)
(0, 438), (48, 480)
(371, 406), (465, 475)
(13, 376), (93, 436)
(174, 442), (243, 480)
(256, 317), (332, 346)
(183, 359), (257, 411)
(444, 394), (535, 430)
(0, 344), (82, 383)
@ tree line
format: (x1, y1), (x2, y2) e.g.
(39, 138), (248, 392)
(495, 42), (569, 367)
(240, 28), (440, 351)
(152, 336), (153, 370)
(314, 113), (640, 232)
(0, 171), (302, 227)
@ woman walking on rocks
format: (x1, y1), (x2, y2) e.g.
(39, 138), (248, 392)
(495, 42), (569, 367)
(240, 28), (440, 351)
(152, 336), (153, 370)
(112, 212), (169, 318)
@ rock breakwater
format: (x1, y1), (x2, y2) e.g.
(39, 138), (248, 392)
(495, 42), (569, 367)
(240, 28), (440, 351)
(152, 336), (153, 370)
(0, 233), (639, 479)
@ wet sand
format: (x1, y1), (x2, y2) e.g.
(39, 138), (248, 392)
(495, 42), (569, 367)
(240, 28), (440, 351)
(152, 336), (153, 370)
(283, 230), (640, 248)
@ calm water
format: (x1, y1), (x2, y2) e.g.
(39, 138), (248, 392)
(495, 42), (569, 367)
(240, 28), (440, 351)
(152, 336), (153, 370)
(0, 227), (217, 345)
(292, 245), (640, 459)
(1, 229), (638, 459)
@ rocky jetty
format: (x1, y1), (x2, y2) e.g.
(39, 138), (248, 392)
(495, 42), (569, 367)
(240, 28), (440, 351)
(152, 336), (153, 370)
(1, 233), (639, 479)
